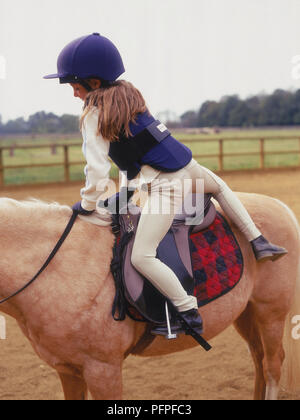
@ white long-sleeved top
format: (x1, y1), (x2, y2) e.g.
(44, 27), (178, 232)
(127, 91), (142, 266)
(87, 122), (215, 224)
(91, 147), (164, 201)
(80, 108), (161, 212)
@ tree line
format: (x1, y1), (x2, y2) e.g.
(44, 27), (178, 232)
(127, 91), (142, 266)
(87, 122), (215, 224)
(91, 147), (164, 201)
(0, 112), (80, 135)
(180, 89), (300, 128)
(1, 88), (300, 134)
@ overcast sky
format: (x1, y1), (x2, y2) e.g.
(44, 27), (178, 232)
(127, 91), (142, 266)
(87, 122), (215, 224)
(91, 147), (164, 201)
(1, 0), (300, 123)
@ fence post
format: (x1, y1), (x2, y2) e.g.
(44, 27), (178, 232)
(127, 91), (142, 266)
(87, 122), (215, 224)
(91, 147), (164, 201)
(0, 148), (3, 187)
(63, 145), (70, 182)
(260, 138), (265, 169)
(218, 139), (224, 171)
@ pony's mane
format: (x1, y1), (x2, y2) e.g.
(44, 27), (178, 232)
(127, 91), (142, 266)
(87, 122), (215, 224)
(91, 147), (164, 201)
(0, 197), (71, 215)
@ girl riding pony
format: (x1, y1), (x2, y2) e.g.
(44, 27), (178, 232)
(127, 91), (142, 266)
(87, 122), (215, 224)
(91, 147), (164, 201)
(44, 33), (287, 336)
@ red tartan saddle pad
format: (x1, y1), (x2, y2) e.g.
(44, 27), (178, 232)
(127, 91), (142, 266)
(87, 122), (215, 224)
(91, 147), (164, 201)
(190, 212), (243, 307)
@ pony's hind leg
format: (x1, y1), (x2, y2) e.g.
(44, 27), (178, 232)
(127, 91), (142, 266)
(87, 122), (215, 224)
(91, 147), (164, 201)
(234, 303), (266, 400)
(235, 300), (286, 400)
(58, 372), (88, 400)
(256, 315), (285, 401)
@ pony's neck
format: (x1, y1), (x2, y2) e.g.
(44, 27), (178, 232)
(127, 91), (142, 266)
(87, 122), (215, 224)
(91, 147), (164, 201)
(0, 199), (73, 316)
(0, 198), (114, 322)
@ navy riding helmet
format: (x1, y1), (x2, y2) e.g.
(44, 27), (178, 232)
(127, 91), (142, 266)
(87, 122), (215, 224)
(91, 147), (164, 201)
(44, 33), (125, 91)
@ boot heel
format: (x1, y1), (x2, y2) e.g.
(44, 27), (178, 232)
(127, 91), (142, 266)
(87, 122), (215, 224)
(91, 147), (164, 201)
(271, 253), (288, 262)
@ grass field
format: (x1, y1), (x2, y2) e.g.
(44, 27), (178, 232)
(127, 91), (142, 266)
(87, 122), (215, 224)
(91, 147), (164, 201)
(1, 128), (300, 185)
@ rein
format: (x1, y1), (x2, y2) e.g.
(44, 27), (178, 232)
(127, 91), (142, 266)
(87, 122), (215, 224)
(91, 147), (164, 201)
(0, 210), (78, 305)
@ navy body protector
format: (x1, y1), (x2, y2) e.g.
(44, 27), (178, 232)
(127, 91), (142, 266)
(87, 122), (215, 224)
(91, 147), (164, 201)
(108, 112), (193, 180)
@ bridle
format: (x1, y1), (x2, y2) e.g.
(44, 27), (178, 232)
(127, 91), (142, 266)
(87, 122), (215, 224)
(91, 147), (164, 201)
(0, 211), (78, 305)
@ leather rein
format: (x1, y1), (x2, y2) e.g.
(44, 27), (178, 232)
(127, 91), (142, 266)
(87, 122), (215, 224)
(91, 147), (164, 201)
(0, 210), (78, 305)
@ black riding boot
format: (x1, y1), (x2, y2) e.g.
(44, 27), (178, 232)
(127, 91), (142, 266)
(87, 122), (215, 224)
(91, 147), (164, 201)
(151, 308), (203, 337)
(151, 318), (185, 336)
(250, 235), (288, 262)
(177, 308), (203, 335)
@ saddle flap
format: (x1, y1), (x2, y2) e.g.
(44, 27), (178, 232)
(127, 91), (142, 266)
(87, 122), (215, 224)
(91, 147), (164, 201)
(120, 206), (192, 323)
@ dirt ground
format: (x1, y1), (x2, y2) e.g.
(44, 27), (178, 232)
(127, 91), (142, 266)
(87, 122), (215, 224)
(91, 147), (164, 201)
(0, 169), (300, 400)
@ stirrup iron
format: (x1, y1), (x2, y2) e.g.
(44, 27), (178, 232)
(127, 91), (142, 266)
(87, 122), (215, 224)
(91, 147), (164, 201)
(165, 301), (177, 340)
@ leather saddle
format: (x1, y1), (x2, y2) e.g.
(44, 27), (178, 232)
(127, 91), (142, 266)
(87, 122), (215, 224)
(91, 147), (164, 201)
(111, 193), (217, 324)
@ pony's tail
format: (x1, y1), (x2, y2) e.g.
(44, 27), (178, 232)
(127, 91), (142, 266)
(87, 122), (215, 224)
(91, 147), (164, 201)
(281, 254), (300, 392)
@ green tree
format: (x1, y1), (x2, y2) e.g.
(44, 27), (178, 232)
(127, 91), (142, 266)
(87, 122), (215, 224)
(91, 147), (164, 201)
(60, 114), (80, 133)
(197, 101), (220, 127)
(180, 110), (198, 127)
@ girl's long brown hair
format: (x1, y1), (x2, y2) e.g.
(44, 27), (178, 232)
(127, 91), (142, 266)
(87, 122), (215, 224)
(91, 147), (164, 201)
(80, 80), (148, 142)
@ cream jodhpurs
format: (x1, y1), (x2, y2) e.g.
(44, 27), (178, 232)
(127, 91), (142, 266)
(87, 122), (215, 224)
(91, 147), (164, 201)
(131, 159), (261, 312)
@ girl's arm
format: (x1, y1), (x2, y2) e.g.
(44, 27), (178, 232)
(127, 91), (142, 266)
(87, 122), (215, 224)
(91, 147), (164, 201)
(80, 110), (111, 211)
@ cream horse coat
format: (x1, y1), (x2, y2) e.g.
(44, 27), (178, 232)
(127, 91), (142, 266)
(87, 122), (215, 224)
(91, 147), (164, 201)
(0, 193), (299, 400)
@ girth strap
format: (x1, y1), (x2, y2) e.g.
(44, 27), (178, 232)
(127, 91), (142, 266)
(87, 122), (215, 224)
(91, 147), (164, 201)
(111, 230), (135, 321)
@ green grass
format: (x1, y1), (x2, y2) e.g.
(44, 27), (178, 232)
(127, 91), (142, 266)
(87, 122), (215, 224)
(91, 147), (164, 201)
(1, 128), (300, 186)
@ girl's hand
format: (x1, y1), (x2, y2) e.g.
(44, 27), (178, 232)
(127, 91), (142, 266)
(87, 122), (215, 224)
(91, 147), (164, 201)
(72, 201), (94, 216)
(98, 187), (135, 215)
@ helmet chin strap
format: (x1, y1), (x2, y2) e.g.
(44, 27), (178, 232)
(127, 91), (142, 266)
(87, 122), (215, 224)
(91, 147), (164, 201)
(59, 75), (111, 91)
(78, 78), (112, 91)
(77, 79), (93, 92)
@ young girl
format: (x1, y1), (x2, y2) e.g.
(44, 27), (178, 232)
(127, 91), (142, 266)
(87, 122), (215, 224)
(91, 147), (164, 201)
(44, 33), (287, 336)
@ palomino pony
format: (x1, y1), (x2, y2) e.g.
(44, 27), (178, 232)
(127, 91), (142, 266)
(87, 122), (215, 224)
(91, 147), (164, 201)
(0, 192), (299, 400)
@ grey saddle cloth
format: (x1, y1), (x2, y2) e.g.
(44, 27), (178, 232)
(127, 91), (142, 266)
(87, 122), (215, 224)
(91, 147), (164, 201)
(112, 193), (217, 324)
